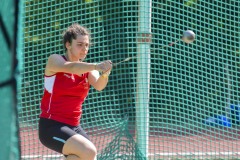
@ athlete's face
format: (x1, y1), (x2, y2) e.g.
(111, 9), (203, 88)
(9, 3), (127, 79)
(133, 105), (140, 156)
(66, 35), (90, 61)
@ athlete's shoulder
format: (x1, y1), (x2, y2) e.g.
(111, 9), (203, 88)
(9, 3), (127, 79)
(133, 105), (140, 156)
(45, 54), (66, 76)
(47, 54), (67, 66)
(48, 54), (66, 62)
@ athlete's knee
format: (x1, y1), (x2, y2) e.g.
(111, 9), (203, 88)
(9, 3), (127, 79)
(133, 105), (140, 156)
(63, 134), (97, 159)
(85, 145), (97, 160)
(66, 151), (96, 160)
(66, 154), (80, 160)
(72, 147), (96, 160)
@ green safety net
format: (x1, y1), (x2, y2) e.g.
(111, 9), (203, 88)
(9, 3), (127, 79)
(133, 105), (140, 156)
(0, 0), (20, 159)
(18, 1), (239, 159)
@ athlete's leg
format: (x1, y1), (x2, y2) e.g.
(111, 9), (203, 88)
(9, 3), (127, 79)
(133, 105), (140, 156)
(64, 154), (79, 160)
(39, 118), (97, 160)
(63, 134), (97, 160)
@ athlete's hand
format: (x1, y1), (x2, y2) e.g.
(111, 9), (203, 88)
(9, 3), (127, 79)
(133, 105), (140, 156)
(95, 60), (112, 73)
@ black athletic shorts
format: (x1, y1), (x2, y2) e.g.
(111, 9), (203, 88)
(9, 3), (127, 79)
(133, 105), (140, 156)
(38, 118), (90, 154)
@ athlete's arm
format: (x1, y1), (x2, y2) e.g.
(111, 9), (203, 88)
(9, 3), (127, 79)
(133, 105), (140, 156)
(45, 54), (96, 76)
(88, 70), (111, 91)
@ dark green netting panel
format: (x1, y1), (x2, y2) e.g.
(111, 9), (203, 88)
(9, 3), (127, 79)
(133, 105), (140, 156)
(0, 0), (20, 159)
(18, 1), (239, 159)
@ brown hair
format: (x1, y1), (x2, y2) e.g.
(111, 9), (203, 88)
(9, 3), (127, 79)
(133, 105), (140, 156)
(62, 23), (90, 51)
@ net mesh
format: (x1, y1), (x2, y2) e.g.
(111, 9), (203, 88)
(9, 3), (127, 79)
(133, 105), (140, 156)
(0, 0), (20, 159)
(18, 1), (239, 159)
